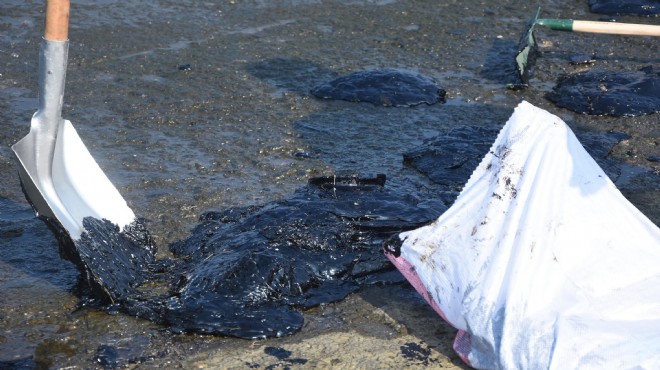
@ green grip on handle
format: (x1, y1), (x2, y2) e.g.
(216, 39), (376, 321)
(536, 18), (574, 32)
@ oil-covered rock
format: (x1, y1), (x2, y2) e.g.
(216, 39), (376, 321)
(547, 67), (660, 117)
(403, 125), (637, 189)
(311, 69), (446, 107)
(69, 175), (444, 339)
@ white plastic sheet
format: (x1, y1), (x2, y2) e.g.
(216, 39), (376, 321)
(387, 101), (660, 369)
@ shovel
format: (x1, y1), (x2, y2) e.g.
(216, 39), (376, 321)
(514, 8), (660, 85)
(12, 0), (136, 242)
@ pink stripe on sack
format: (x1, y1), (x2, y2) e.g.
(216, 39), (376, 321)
(385, 253), (449, 321)
(386, 252), (473, 366)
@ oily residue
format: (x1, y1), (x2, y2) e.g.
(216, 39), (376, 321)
(311, 69), (447, 107)
(588, 0), (660, 16)
(263, 346), (308, 366)
(64, 175), (442, 339)
(570, 53), (596, 65)
(547, 66), (660, 117)
(400, 341), (435, 366)
(403, 126), (500, 189)
(94, 345), (120, 369)
(503, 176), (517, 199)
(403, 125), (641, 190)
(71, 218), (158, 304)
(383, 233), (405, 257)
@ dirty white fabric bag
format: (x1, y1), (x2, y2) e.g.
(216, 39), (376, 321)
(386, 101), (660, 369)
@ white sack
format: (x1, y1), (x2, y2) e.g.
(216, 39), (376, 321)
(387, 101), (660, 369)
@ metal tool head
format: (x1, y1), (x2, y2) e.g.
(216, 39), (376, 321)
(514, 7), (541, 86)
(12, 39), (136, 241)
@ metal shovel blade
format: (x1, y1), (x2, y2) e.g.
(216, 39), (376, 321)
(514, 7), (541, 86)
(12, 38), (136, 241)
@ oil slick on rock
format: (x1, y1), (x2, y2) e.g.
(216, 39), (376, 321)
(385, 101), (660, 369)
(547, 66), (660, 117)
(67, 175), (443, 339)
(403, 125), (633, 189)
(311, 69), (447, 107)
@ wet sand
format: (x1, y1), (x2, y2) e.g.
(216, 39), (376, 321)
(1, 0), (658, 368)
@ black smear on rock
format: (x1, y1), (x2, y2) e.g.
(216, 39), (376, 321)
(383, 233), (404, 258)
(589, 0), (660, 16)
(68, 175), (442, 339)
(547, 67), (660, 117)
(94, 345), (120, 369)
(264, 346), (308, 366)
(404, 126), (499, 190)
(91, 340), (155, 369)
(264, 347), (293, 360)
(400, 342), (435, 366)
(311, 69), (447, 107)
(163, 174), (439, 338)
(403, 125), (634, 190)
(570, 53), (596, 65)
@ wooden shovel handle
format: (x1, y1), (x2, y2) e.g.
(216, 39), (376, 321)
(573, 20), (660, 36)
(538, 18), (660, 36)
(45, 0), (69, 41)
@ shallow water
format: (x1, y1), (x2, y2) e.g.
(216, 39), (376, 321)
(1, 0), (658, 368)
